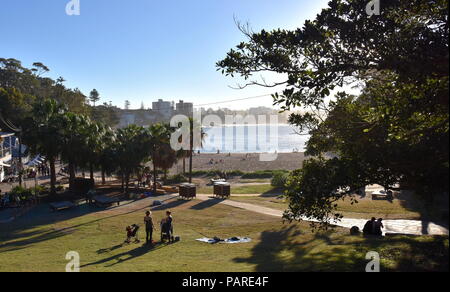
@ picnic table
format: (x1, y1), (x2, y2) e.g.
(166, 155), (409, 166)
(93, 195), (121, 207)
(49, 201), (77, 212)
(179, 183), (196, 199)
(371, 190), (394, 200)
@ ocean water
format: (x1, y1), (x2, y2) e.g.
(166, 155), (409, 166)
(199, 124), (308, 153)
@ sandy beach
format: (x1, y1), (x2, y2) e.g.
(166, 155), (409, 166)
(171, 152), (307, 173)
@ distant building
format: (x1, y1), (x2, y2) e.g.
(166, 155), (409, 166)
(115, 99), (194, 128)
(176, 100), (193, 117)
(0, 132), (14, 182)
(248, 106), (273, 116)
(152, 99), (174, 119)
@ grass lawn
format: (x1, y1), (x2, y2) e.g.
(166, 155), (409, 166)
(0, 197), (447, 272)
(229, 196), (423, 220)
(197, 184), (282, 195)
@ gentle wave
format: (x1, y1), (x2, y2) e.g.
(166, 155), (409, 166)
(199, 124), (308, 153)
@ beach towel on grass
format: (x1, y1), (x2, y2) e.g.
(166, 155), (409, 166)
(196, 237), (251, 244)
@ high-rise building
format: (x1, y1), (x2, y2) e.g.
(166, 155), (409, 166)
(152, 99), (174, 118)
(176, 100), (193, 117)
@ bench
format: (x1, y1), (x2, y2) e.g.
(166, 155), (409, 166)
(49, 201), (77, 212)
(371, 190), (394, 200)
(93, 195), (121, 207)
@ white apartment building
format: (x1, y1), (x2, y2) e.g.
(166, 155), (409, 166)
(0, 132), (14, 182)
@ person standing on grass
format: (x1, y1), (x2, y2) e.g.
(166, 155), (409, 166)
(166, 210), (174, 243)
(144, 211), (155, 245)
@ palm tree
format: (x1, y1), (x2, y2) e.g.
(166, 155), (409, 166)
(148, 123), (174, 192)
(188, 118), (206, 183)
(97, 126), (116, 185)
(23, 99), (66, 196)
(114, 125), (151, 194)
(173, 118), (206, 183)
(60, 112), (91, 189)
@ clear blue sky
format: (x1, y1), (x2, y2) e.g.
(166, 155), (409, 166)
(0, 0), (329, 109)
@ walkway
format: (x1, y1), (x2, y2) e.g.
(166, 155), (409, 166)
(197, 195), (449, 236)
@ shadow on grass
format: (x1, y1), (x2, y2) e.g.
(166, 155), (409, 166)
(234, 225), (449, 272)
(397, 191), (449, 229)
(0, 195), (177, 253)
(260, 188), (284, 198)
(152, 199), (189, 211)
(83, 242), (175, 268)
(190, 198), (223, 210)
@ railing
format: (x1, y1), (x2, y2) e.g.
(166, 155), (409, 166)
(0, 135), (14, 160)
(1, 147), (11, 159)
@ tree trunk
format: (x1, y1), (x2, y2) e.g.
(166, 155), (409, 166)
(101, 167), (106, 185)
(183, 157), (186, 175)
(49, 157), (57, 196)
(68, 161), (76, 190)
(90, 163), (94, 180)
(125, 173), (130, 195)
(163, 169), (168, 184)
(189, 129), (193, 183)
(153, 155), (157, 193)
(121, 172), (124, 191)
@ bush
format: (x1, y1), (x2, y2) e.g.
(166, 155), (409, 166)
(10, 186), (33, 199)
(271, 172), (289, 188)
(10, 186), (31, 197)
(166, 174), (188, 184)
(55, 185), (65, 192)
(226, 170), (245, 177)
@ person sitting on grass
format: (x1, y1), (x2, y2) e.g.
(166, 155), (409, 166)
(144, 211), (155, 245)
(363, 217), (376, 235)
(374, 218), (384, 236)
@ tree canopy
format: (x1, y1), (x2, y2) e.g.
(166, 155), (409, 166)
(217, 0), (449, 227)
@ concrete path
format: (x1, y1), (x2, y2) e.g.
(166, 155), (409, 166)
(197, 195), (449, 236)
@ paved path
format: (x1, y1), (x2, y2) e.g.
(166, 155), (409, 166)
(197, 195), (449, 236)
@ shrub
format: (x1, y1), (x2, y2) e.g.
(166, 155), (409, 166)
(55, 185), (65, 192)
(271, 172), (289, 188)
(10, 186), (33, 199)
(166, 174), (188, 184)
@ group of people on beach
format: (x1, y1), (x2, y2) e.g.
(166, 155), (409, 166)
(363, 217), (384, 236)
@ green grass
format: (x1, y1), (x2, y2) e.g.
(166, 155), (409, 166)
(197, 185), (282, 195)
(228, 195), (423, 220)
(0, 198), (447, 272)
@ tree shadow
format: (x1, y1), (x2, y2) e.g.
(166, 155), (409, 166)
(0, 225), (76, 253)
(260, 188), (284, 198)
(0, 195), (177, 252)
(397, 191), (449, 228)
(190, 198), (223, 210)
(151, 199), (188, 211)
(82, 241), (174, 268)
(233, 225), (449, 272)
